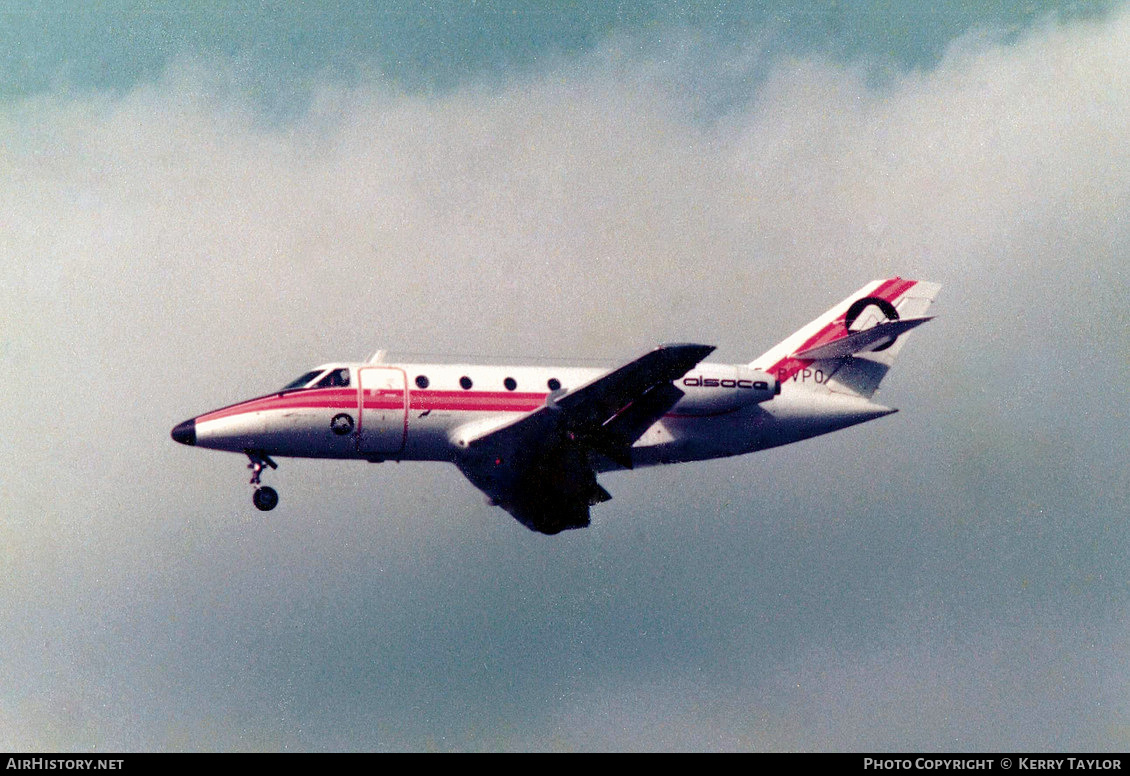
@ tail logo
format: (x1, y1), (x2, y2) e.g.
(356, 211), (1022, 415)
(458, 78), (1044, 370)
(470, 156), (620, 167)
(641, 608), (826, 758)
(844, 296), (900, 351)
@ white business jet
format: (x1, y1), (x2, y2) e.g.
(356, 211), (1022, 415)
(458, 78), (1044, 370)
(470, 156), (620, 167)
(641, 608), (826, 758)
(172, 278), (939, 534)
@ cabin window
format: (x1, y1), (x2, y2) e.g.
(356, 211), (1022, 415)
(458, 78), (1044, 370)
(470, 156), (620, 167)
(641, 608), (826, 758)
(460, 376), (473, 390)
(547, 378), (561, 391)
(415, 375), (430, 389)
(504, 377), (517, 391)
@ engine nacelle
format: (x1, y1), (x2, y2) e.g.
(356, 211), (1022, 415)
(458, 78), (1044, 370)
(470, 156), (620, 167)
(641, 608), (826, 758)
(672, 366), (779, 416)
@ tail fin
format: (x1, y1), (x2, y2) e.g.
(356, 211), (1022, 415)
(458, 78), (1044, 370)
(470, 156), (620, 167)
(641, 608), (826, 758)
(750, 277), (941, 400)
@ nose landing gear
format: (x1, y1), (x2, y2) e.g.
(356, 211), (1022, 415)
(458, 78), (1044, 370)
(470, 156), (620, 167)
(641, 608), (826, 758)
(245, 450), (279, 511)
(252, 485), (279, 511)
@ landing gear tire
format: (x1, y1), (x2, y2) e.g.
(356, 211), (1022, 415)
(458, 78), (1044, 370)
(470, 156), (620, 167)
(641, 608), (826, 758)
(253, 486), (279, 511)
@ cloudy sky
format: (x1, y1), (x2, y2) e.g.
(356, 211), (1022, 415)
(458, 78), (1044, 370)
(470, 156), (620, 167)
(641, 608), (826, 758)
(2, 0), (1128, 751)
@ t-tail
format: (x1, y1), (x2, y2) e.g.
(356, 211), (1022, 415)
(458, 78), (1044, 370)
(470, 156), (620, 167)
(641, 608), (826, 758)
(749, 278), (940, 439)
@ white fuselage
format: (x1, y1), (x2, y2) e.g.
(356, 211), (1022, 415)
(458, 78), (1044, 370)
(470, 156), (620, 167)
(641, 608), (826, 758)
(180, 359), (894, 471)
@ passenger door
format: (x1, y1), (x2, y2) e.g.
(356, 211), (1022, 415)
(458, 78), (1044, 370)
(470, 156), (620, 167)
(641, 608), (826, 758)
(357, 366), (408, 456)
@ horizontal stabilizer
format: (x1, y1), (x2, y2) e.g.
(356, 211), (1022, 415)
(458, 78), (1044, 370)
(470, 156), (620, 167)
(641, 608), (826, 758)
(792, 316), (933, 361)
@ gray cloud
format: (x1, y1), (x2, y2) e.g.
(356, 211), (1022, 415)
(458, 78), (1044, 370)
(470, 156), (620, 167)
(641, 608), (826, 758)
(1, 8), (1128, 750)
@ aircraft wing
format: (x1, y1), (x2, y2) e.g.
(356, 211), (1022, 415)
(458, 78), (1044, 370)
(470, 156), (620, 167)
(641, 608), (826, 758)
(454, 343), (715, 534)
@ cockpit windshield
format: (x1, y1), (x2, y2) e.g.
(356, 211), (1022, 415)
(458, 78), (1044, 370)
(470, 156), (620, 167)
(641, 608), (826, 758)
(315, 368), (350, 388)
(280, 367), (351, 392)
(281, 370), (325, 391)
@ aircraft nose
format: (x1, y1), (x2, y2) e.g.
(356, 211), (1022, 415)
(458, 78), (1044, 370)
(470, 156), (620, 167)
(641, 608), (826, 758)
(171, 418), (196, 446)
